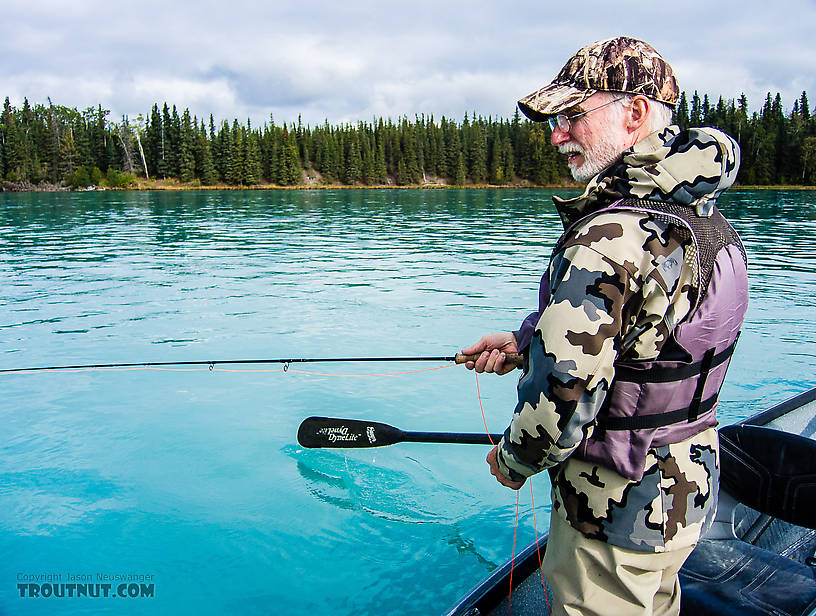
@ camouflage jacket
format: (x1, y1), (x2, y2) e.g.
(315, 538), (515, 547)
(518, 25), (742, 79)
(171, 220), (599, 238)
(496, 126), (743, 552)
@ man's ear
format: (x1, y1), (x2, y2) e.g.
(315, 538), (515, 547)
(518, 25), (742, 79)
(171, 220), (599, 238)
(627, 96), (650, 133)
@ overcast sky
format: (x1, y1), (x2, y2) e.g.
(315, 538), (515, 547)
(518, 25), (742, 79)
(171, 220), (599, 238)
(3, 0), (815, 127)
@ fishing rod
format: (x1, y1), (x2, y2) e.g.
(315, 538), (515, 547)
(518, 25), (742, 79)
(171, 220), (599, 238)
(0, 352), (523, 374)
(297, 416), (502, 448)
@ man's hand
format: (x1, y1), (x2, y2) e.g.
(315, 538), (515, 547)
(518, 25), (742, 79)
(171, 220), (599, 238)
(461, 332), (519, 375)
(486, 445), (525, 490)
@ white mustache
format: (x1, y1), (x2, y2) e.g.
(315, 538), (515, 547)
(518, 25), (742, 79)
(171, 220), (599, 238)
(558, 144), (585, 157)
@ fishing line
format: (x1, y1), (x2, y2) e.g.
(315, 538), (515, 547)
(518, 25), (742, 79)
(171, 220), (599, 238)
(474, 371), (496, 447)
(508, 489), (521, 615)
(530, 482), (551, 614)
(474, 369), (550, 615)
(474, 369), (517, 614)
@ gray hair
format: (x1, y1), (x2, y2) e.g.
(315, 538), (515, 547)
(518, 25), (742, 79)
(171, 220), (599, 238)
(598, 92), (674, 133)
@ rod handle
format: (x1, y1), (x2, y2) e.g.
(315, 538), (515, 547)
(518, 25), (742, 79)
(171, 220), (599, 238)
(454, 352), (523, 369)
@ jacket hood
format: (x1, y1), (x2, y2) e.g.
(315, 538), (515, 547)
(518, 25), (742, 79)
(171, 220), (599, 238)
(554, 126), (741, 226)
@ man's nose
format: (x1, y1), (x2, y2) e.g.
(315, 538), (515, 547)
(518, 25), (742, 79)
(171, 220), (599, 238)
(550, 125), (570, 146)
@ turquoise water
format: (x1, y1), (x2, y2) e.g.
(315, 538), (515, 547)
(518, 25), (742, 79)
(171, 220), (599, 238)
(1, 189), (815, 615)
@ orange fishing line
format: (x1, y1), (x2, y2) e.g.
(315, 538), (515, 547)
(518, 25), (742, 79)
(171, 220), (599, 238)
(475, 369), (522, 614)
(281, 364), (457, 378)
(474, 371), (496, 447)
(508, 488), (520, 615)
(474, 370), (549, 614)
(530, 482), (551, 614)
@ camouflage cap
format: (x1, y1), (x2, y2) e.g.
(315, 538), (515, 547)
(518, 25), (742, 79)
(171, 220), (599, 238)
(518, 36), (679, 122)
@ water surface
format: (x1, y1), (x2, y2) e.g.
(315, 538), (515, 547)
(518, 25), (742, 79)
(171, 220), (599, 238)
(1, 189), (815, 614)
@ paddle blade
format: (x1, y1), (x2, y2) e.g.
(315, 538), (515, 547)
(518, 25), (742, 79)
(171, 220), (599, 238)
(297, 417), (405, 448)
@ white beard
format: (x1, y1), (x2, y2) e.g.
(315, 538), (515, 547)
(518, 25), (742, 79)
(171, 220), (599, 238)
(559, 134), (626, 183)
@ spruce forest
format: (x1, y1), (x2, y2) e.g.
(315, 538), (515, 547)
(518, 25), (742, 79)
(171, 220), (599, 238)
(1, 91), (815, 190)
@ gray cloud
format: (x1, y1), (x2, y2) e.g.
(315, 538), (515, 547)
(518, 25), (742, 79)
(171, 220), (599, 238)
(1, 0), (814, 127)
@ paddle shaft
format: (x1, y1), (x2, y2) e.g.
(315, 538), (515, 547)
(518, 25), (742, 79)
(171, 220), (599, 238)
(400, 431), (502, 445)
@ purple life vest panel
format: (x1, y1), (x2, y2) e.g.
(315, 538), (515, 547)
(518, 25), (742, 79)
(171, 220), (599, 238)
(528, 199), (748, 481)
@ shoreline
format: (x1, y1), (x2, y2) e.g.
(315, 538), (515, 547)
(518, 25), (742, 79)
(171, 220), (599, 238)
(2, 180), (814, 193)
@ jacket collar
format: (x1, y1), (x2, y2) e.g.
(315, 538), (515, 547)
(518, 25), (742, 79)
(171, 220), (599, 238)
(553, 126), (741, 228)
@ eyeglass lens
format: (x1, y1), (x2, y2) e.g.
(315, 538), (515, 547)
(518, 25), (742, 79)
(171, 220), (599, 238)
(548, 115), (569, 132)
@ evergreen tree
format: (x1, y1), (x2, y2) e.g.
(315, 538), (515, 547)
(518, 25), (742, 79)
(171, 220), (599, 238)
(156, 104), (171, 178)
(3, 101), (27, 181)
(713, 96), (727, 128)
(467, 118), (487, 183)
(280, 127), (301, 185)
(75, 113), (93, 170)
(373, 136), (387, 184)
(1, 98), (13, 180)
(690, 91), (702, 126)
(528, 123), (563, 184)
(399, 118), (420, 183)
(144, 104), (161, 179)
(214, 120), (231, 182)
(167, 105), (182, 178)
(488, 125), (503, 184)
(444, 119), (461, 179)
(195, 122), (218, 185)
(344, 135), (362, 184)
(423, 114), (438, 176)
(178, 109), (196, 183)
(20, 99), (40, 182)
(44, 101), (61, 182)
(91, 105), (109, 171)
(736, 94), (750, 144)
(228, 120), (244, 185)
(674, 92), (690, 130)
(243, 131), (262, 185)
(59, 127), (80, 179)
(395, 159), (409, 185)
(453, 150), (466, 186)
(702, 94), (711, 125)
(360, 128), (375, 184)
(501, 137), (515, 183)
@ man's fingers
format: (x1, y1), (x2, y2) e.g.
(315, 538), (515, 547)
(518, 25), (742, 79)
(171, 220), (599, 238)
(503, 477), (525, 490)
(471, 350), (490, 373)
(462, 333), (519, 374)
(480, 349), (504, 374)
(486, 446), (525, 490)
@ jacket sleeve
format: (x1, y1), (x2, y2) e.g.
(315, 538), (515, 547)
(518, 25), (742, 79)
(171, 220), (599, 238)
(513, 311), (539, 354)
(496, 242), (635, 481)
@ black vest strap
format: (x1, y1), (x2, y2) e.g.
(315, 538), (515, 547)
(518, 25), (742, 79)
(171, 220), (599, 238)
(612, 336), (739, 385)
(597, 336), (738, 431)
(597, 392), (719, 431)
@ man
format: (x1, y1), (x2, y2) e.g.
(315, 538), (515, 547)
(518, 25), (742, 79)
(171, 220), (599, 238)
(463, 36), (747, 615)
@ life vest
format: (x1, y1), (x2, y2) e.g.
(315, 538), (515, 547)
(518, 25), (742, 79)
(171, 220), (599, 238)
(552, 198), (748, 481)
